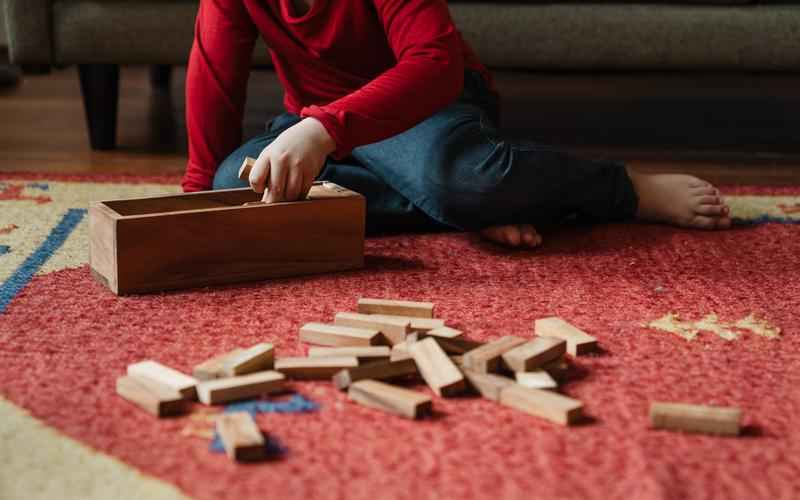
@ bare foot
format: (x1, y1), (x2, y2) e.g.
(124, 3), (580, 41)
(627, 169), (732, 230)
(480, 224), (542, 248)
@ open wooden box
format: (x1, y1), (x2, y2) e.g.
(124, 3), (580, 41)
(89, 183), (365, 295)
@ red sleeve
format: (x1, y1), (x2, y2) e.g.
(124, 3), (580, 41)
(300, 0), (464, 160)
(183, 0), (258, 192)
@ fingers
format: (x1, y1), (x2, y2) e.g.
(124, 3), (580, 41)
(266, 153), (289, 203)
(284, 165), (305, 202)
(248, 153), (270, 194)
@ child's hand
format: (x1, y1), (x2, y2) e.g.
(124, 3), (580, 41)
(248, 118), (336, 202)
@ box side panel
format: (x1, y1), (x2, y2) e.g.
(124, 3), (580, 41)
(88, 203), (118, 294)
(114, 197), (365, 294)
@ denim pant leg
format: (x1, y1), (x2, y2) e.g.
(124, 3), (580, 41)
(350, 74), (639, 231)
(212, 114), (444, 234)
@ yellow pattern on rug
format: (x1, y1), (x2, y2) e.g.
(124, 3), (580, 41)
(0, 396), (190, 500)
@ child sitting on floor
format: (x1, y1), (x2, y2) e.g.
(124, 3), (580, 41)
(183, 0), (731, 247)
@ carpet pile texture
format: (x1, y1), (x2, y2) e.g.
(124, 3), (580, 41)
(0, 174), (798, 500)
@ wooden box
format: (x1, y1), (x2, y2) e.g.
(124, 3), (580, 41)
(89, 183), (365, 294)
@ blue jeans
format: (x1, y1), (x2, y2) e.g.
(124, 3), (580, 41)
(214, 71), (638, 234)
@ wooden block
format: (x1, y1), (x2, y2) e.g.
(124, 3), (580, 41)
(332, 358), (418, 390)
(116, 375), (187, 417)
(308, 346), (391, 364)
(541, 356), (570, 381)
(127, 360), (197, 400)
(196, 371), (286, 405)
(462, 336), (527, 374)
(449, 355), (463, 367)
(650, 402), (742, 436)
(88, 185), (364, 295)
(516, 370), (558, 390)
(193, 348), (245, 381)
(499, 385), (583, 425)
(366, 314), (445, 332)
(238, 156), (256, 181)
(408, 334), (483, 355)
(216, 411), (266, 462)
(222, 343), (274, 376)
(463, 371), (515, 401)
(390, 342), (412, 362)
(274, 356), (359, 379)
(408, 337), (465, 397)
(334, 312), (411, 345)
(348, 380), (432, 419)
(242, 201), (267, 207)
(426, 326), (463, 339)
(357, 298), (434, 318)
(299, 323), (382, 347)
(501, 337), (567, 372)
(535, 317), (598, 356)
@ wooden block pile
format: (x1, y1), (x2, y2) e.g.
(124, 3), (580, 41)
(117, 298), (744, 464)
(116, 345), (286, 462)
(286, 299), (599, 426)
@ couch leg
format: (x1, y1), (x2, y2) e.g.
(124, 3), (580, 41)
(150, 64), (172, 90)
(78, 64), (119, 150)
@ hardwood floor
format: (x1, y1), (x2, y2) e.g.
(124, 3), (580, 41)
(1, 65), (798, 185)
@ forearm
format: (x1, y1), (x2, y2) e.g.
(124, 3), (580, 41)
(184, 0), (257, 192)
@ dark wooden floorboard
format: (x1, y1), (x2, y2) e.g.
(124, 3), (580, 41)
(1, 65), (798, 185)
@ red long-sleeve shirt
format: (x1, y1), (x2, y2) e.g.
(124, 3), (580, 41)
(183, 0), (491, 192)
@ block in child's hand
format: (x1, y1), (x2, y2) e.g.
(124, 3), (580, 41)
(357, 298), (434, 318)
(216, 411), (266, 462)
(348, 380), (432, 419)
(239, 157), (256, 181)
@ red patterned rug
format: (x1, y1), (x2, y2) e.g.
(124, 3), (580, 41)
(1, 174), (799, 500)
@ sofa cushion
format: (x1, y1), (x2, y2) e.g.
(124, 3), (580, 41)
(48, 1), (800, 71)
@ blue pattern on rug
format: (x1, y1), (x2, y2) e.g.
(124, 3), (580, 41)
(209, 394), (318, 456)
(0, 208), (86, 313)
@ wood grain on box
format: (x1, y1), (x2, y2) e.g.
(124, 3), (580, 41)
(89, 185), (364, 294)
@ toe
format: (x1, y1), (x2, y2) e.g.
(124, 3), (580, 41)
(688, 178), (711, 188)
(503, 226), (522, 247)
(715, 216), (732, 229)
(690, 186), (717, 197)
(694, 195), (722, 206)
(695, 204), (727, 216)
(519, 224), (541, 248)
(689, 215), (717, 230)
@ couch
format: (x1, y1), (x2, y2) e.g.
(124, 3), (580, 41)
(4, 0), (800, 150)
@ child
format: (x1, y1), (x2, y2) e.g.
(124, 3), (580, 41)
(184, 0), (731, 247)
